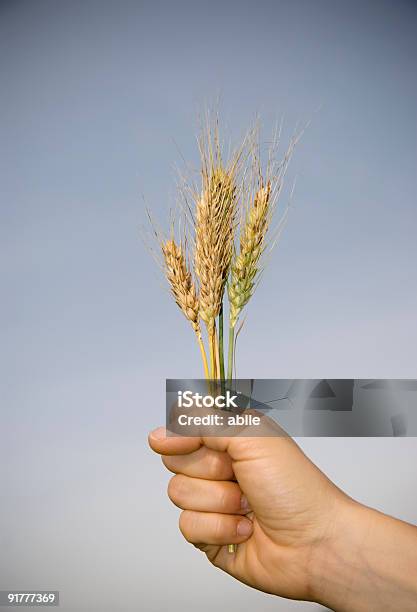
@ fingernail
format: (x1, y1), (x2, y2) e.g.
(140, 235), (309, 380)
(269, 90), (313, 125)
(240, 495), (250, 511)
(237, 519), (253, 536)
(150, 427), (165, 440)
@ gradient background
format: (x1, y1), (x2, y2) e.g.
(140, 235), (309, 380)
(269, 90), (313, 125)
(1, 1), (416, 610)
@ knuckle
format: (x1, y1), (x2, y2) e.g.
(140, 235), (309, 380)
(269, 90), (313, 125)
(218, 488), (229, 511)
(218, 484), (240, 512)
(207, 453), (223, 478)
(212, 515), (227, 542)
(209, 548), (224, 568)
(167, 474), (185, 505)
(179, 511), (193, 542)
(161, 455), (175, 473)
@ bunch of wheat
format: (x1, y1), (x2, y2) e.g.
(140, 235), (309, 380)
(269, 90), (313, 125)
(158, 117), (298, 384)
(155, 117), (299, 555)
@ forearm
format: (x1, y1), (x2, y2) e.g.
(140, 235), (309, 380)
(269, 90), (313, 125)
(311, 500), (417, 611)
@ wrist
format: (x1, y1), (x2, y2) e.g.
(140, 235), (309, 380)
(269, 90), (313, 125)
(308, 496), (370, 611)
(309, 497), (417, 612)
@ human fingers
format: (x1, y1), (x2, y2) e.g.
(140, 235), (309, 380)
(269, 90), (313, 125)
(162, 446), (234, 480)
(148, 426), (202, 456)
(179, 510), (253, 546)
(168, 474), (250, 514)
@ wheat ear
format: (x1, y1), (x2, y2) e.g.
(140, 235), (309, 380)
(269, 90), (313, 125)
(228, 180), (271, 327)
(195, 166), (237, 378)
(227, 180), (271, 380)
(162, 239), (209, 379)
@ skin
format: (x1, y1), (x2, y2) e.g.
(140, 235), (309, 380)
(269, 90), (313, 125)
(148, 424), (417, 611)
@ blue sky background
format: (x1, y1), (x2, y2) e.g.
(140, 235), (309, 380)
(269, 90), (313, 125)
(1, 1), (416, 610)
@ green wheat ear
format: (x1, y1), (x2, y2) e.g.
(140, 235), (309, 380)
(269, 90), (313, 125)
(228, 180), (271, 328)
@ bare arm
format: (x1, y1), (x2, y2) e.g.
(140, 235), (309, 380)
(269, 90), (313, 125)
(311, 501), (417, 611)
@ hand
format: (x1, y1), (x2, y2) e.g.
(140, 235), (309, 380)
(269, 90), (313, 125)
(148, 417), (349, 602)
(148, 419), (417, 610)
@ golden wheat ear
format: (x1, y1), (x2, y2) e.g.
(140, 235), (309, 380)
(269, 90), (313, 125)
(162, 239), (209, 379)
(193, 113), (244, 380)
(194, 166), (238, 379)
(162, 239), (199, 333)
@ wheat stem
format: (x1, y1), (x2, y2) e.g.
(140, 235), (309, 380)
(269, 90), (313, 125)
(214, 323), (221, 379)
(214, 322), (220, 378)
(209, 328), (217, 379)
(197, 335), (210, 380)
(227, 324), (234, 383)
(218, 302), (225, 380)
